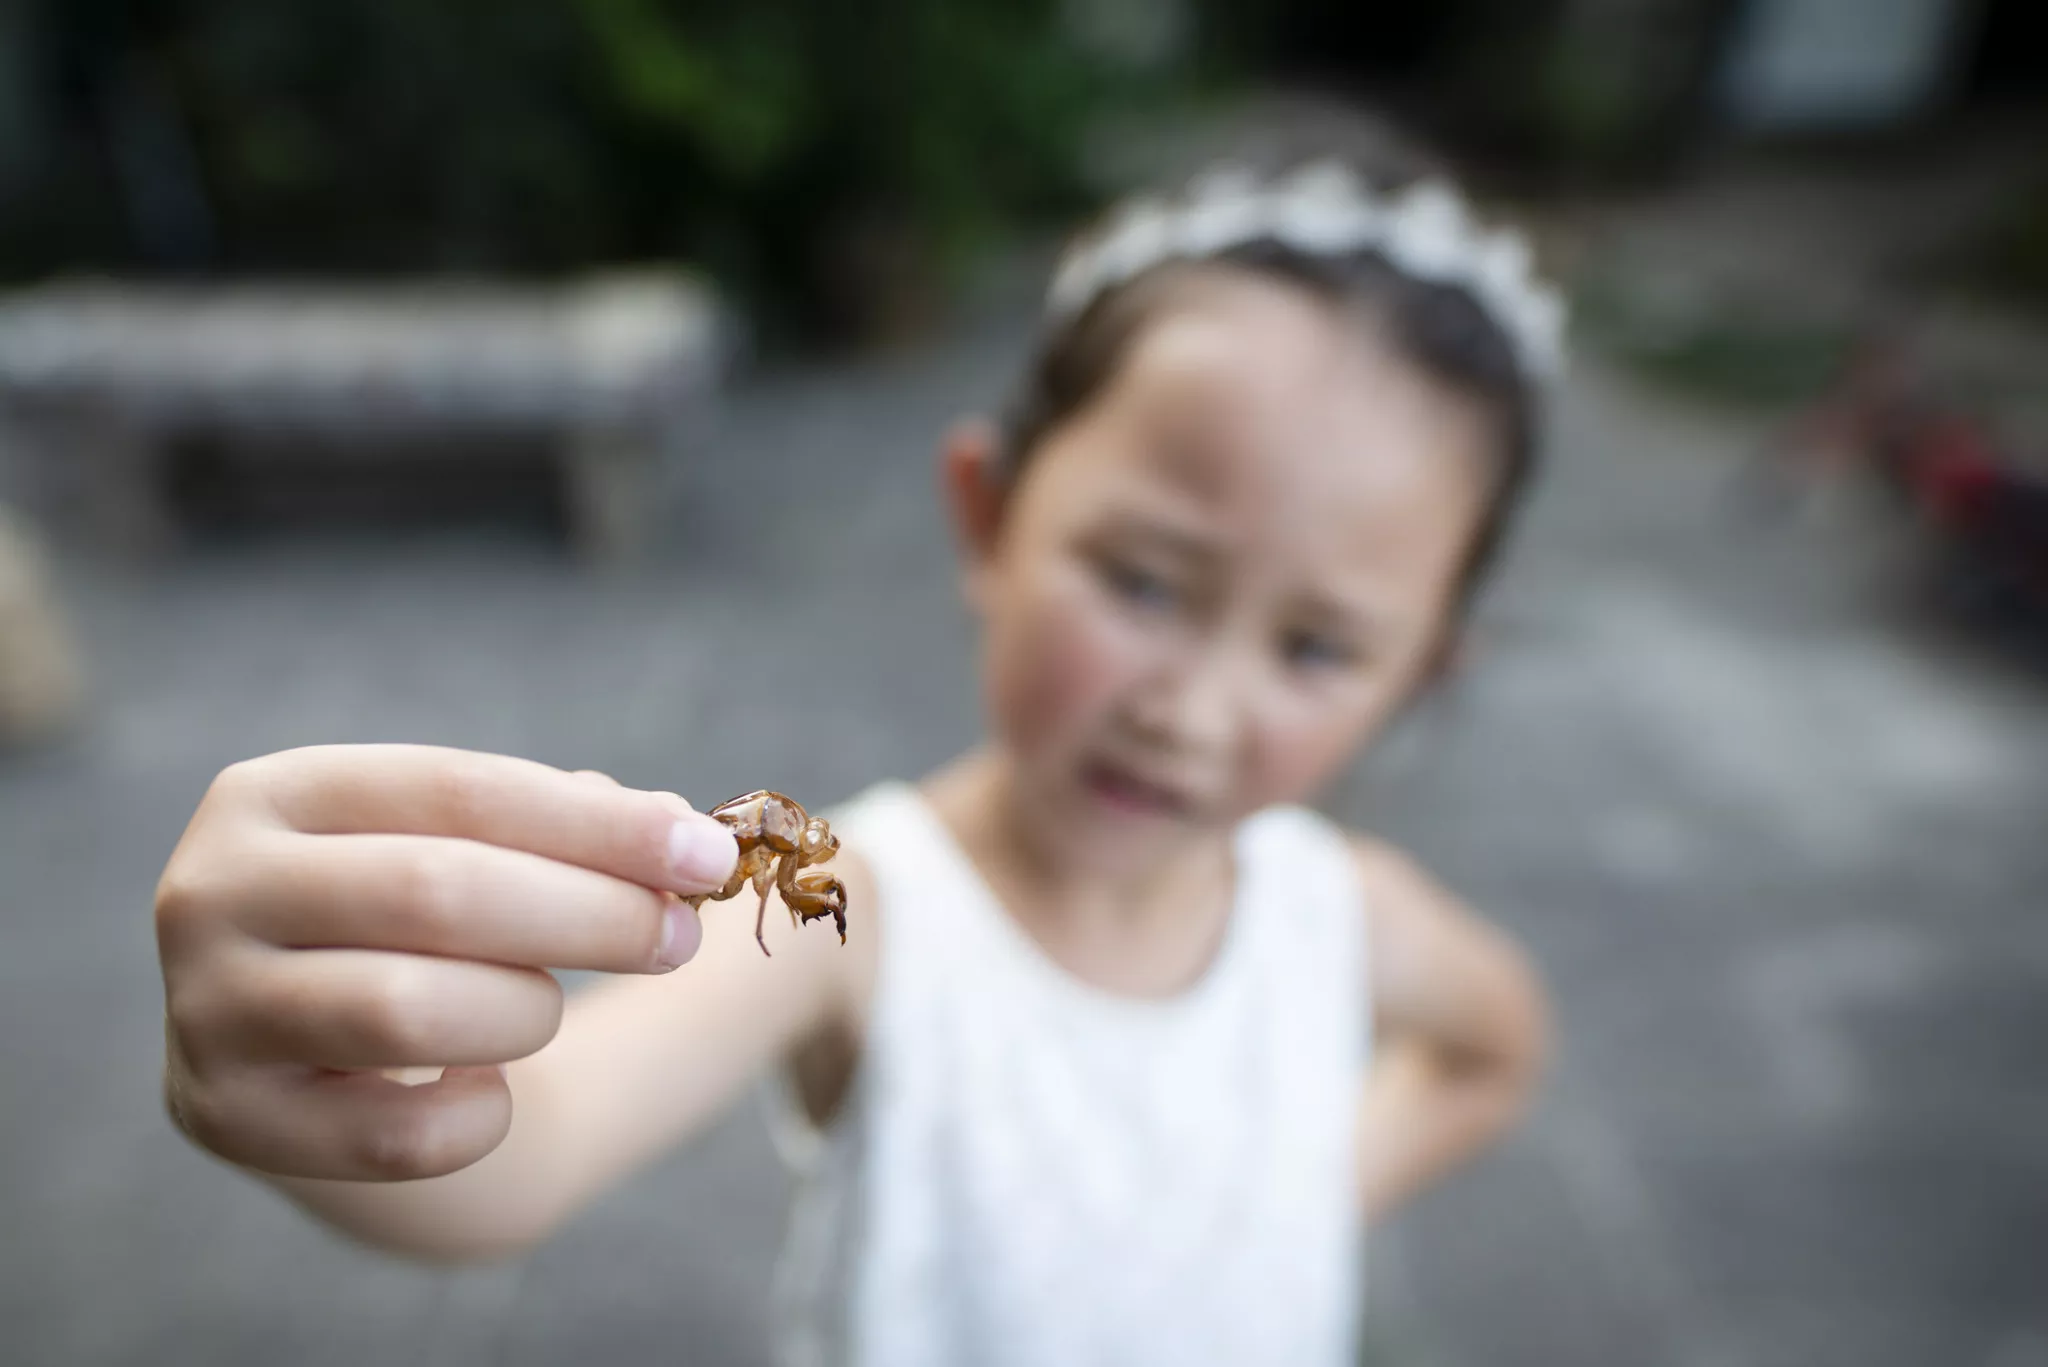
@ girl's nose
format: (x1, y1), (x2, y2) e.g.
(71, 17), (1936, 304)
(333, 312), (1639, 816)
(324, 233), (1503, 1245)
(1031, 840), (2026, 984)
(1128, 643), (1242, 760)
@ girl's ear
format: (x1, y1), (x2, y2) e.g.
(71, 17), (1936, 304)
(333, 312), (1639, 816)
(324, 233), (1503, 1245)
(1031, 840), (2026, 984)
(938, 417), (1007, 607)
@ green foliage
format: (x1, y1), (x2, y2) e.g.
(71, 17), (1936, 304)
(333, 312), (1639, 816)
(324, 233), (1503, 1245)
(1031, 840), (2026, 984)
(1535, 32), (1644, 167)
(580, 0), (812, 181)
(1, 0), (1188, 338)
(1961, 176), (2048, 313)
(1571, 266), (1859, 411)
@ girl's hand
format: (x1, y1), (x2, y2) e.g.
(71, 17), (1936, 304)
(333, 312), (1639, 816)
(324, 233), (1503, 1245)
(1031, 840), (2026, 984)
(153, 744), (740, 1184)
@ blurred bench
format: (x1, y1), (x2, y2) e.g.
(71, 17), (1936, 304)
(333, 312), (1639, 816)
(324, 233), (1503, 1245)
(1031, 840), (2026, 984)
(0, 273), (724, 559)
(0, 500), (84, 749)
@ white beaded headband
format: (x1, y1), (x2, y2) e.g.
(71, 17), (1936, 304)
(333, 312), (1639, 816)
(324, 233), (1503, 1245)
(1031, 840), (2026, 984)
(1046, 159), (1568, 381)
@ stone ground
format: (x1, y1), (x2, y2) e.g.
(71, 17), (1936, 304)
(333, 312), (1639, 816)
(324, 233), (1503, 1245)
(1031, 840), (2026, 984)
(3, 254), (2047, 1367)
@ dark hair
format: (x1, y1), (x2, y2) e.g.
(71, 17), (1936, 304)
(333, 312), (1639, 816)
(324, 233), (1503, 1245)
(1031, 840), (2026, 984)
(996, 133), (1546, 613)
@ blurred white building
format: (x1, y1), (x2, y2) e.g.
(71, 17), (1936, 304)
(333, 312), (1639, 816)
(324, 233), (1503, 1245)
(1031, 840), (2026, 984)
(1716, 0), (1979, 130)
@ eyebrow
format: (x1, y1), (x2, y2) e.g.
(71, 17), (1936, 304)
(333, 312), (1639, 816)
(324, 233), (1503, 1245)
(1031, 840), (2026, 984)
(1087, 511), (1225, 563)
(1294, 589), (1400, 642)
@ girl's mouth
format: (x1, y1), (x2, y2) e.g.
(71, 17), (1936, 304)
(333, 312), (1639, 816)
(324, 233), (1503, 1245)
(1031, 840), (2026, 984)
(1080, 760), (1192, 820)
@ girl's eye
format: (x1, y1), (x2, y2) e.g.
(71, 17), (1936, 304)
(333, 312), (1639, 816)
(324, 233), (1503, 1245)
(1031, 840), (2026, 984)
(1281, 629), (1358, 671)
(1100, 559), (1178, 611)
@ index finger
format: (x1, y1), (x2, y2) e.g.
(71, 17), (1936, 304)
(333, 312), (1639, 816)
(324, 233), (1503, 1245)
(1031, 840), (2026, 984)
(229, 744), (739, 896)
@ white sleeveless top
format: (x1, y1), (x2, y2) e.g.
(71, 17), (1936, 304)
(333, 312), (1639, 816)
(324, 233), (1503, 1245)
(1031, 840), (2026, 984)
(763, 781), (1373, 1367)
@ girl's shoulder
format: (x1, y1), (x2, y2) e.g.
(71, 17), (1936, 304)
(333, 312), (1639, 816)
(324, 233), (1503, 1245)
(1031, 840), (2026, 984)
(1235, 799), (1360, 857)
(806, 778), (940, 1024)
(820, 777), (926, 844)
(816, 778), (930, 911)
(1321, 824), (1548, 1047)
(1240, 805), (1493, 964)
(1233, 801), (1382, 907)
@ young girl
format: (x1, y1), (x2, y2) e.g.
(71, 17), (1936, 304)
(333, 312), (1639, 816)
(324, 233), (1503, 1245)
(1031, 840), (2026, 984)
(152, 137), (1562, 1366)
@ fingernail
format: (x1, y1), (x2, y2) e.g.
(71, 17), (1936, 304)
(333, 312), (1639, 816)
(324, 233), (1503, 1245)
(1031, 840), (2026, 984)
(655, 905), (700, 970)
(667, 815), (736, 887)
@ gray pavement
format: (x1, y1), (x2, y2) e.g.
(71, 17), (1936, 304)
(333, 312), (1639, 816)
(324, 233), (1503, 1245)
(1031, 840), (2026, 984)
(3, 287), (2045, 1366)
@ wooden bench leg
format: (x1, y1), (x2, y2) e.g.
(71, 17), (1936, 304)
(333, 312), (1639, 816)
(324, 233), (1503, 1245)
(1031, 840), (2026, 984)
(565, 425), (656, 562)
(0, 503), (87, 746)
(95, 421), (180, 559)
(26, 408), (179, 559)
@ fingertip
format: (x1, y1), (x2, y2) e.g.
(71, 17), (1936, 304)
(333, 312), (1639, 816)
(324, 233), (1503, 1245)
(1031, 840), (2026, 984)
(666, 812), (739, 891)
(428, 1066), (517, 1162)
(655, 902), (703, 970)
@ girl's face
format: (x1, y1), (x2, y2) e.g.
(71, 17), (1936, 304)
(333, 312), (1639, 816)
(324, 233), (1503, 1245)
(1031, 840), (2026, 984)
(948, 270), (1497, 875)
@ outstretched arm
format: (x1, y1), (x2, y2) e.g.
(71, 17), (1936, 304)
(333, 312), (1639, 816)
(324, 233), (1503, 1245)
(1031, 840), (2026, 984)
(264, 869), (869, 1262)
(156, 745), (871, 1264)
(1350, 838), (1551, 1221)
